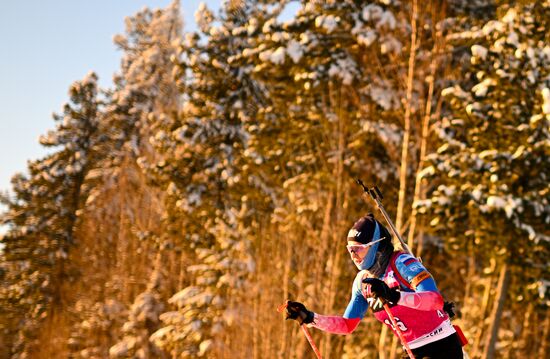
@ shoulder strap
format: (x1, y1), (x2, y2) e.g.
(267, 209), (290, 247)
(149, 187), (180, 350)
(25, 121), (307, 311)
(389, 251), (413, 290)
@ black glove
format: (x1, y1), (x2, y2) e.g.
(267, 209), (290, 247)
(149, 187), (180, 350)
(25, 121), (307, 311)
(362, 278), (400, 304)
(284, 300), (315, 325)
(444, 301), (456, 319)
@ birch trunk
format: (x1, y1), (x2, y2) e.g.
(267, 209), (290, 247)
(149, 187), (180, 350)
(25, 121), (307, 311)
(518, 302), (533, 354)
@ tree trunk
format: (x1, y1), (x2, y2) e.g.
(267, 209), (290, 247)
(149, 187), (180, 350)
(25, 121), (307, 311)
(321, 84), (348, 359)
(517, 302), (533, 354)
(407, 24), (441, 251)
(252, 288), (260, 359)
(389, 335), (398, 359)
(378, 325), (389, 359)
(396, 0), (418, 232)
(415, 230), (424, 258)
(470, 271), (494, 359)
(483, 262), (510, 359)
(280, 241), (293, 358)
(462, 246), (475, 313)
(537, 308), (550, 359)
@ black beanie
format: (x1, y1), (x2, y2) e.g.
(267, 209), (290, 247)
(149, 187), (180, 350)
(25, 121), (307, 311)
(347, 213), (392, 245)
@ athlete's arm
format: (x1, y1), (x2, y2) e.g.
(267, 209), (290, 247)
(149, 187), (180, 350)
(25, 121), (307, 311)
(308, 272), (368, 335)
(309, 314), (361, 335)
(394, 254), (444, 311)
(398, 285), (444, 311)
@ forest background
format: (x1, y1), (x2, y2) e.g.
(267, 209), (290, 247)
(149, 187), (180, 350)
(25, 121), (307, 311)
(0, 0), (548, 358)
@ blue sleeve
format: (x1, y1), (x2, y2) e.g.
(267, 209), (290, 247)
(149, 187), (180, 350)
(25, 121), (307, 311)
(394, 253), (440, 293)
(343, 271), (370, 319)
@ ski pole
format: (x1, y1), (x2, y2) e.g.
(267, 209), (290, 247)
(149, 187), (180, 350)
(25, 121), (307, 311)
(277, 302), (323, 359)
(300, 324), (323, 359)
(383, 303), (416, 359)
(356, 180), (414, 256)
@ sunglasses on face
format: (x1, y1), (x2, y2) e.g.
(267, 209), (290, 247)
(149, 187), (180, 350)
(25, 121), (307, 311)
(346, 237), (385, 255)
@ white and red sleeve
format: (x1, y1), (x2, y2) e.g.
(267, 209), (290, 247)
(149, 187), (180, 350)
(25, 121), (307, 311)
(308, 314), (361, 335)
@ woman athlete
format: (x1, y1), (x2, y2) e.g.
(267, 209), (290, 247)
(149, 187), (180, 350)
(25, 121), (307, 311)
(285, 213), (464, 358)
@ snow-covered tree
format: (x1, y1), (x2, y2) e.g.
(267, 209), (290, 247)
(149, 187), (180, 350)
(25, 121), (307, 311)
(419, 1), (550, 357)
(65, 3), (183, 357)
(2, 1), (549, 358)
(102, 0), (182, 164)
(146, 2), (261, 357)
(109, 267), (164, 359)
(0, 72), (102, 357)
(235, 1), (416, 356)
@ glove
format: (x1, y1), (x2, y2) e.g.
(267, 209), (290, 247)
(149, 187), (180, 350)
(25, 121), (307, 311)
(284, 300), (315, 325)
(362, 278), (400, 304)
(444, 301), (456, 319)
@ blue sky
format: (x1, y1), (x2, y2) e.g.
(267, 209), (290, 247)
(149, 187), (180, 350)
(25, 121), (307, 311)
(0, 0), (221, 195)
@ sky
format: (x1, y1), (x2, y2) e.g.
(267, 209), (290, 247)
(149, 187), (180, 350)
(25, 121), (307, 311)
(0, 0), (222, 197)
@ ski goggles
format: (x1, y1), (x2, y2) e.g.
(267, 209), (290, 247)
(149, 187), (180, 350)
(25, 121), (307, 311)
(346, 237), (385, 255)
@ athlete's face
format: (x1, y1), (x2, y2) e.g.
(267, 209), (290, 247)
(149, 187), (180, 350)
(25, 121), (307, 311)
(346, 240), (370, 266)
(346, 237), (384, 267)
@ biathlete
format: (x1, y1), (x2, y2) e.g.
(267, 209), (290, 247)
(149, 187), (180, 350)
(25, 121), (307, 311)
(285, 213), (464, 359)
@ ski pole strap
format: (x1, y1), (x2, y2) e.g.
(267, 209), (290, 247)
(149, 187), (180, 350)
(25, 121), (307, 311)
(384, 303), (416, 359)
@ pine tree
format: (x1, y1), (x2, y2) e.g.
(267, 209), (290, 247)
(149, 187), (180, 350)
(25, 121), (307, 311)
(109, 266), (165, 359)
(65, 3), (183, 357)
(2, 1), (548, 358)
(103, 0), (182, 163)
(0, 72), (102, 357)
(419, 1), (550, 357)
(147, 2), (261, 357)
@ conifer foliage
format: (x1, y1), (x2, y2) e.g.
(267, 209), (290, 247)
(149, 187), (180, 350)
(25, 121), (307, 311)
(419, 1), (550, 356)
(145, 2), (261, 356)
(0, 1), (549, 358)
(424, 0), (549, 256)
(1, 72), (101, 357)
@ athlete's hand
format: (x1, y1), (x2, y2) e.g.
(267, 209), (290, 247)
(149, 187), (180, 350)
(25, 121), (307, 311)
(362, 278), (400, 304)
(284, 300), (315, 324)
